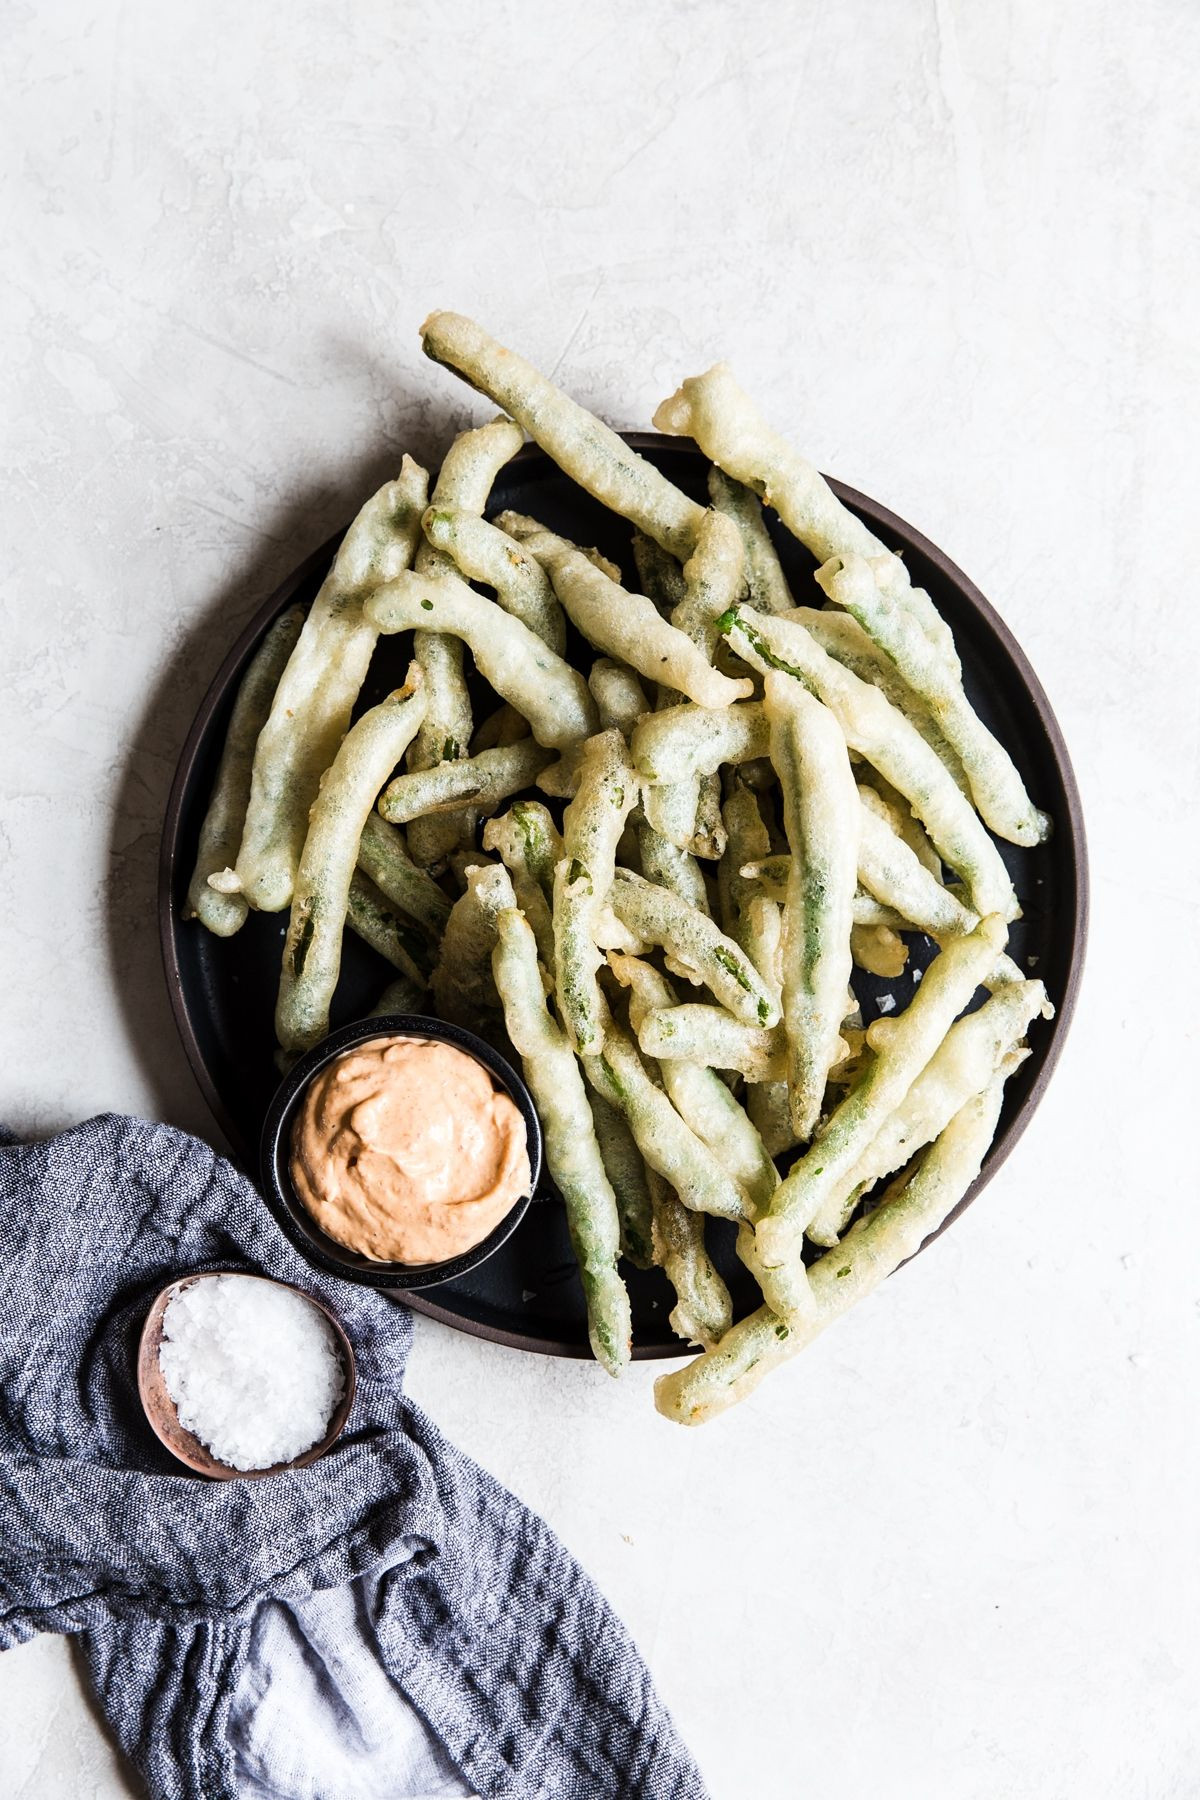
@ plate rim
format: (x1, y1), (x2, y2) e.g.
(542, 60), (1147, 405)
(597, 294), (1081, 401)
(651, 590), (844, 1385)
(158, 433), (1089, 1361)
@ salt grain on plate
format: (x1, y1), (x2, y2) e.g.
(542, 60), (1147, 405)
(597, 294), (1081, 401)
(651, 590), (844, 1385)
(159, 1275), (344, 1471)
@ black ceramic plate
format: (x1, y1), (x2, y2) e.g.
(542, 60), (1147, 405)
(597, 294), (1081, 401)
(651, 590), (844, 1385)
(160, 436), (1087, 1359)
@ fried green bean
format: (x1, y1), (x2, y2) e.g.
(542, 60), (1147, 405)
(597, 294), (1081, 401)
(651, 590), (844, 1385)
(587, 1092), (655, 1269)
(708, 466), (793, 615)
(648, 1170), (733, 1350)
(625, 531), (717, 855)
(721, 607), (1019, 921)
(356, 811), (452, 940)
(748, 1084), (801, 1159)
(430, 861), (516, 1030)
(789, 607), (968, 796)
(817, 553), (1049, 846)
(717, 785), (773, 951)
(421, 311), (705, 559)
(187, 605), (305, 936)
(672, 508), (745, 660)
(608, 869), (781, 1029)
(751, 914), (1008, 1321)
(583, 1025), (750, 1222)
(806, 977), (1048, 1244)
(553, 731), (640, 1055)
(366, 573), (597, 750)
(744, 853), (910, 930)
(632, 531), (686, 614)
(855, 791), (974, 936)
(690, 776), (726, 860)
(493, 510), (623, 583)
(857, 775), (943, 876)
(610, 955), (778, 1215)
(275, 671), (428, 1054)
(588, 659), (651, 735)
(653, 362), (958, 669)
(636, 1004), (786, 1082)
(481, 801), (562, 969)
(407, 420), (524, 867)
(637, 820), (711, 915)
(631, 701), (768, 788)
(764, 672), (860, 1139)
(369, 971), (427, 1017)
(518, 526), (753, 709)
(492, 907), (630, 1375)
(655, 1074), (1010, 1423)
(420, 505), (566, 654)
(236, 458), (429, 912)
(346, 872), (432, 981)
(642, 775), (702, 857)
(378, 738), (553, 825)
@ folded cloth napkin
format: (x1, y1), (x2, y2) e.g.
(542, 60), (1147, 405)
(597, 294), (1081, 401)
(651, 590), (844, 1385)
(0, 1116), (708, 1800)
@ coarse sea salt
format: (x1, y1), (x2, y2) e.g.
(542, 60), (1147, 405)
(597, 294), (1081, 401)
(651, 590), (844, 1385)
(159, 1274), (345, 1472)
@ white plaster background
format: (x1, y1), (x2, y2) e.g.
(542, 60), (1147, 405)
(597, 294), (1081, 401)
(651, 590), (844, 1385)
(2, 1), (1198, 1795)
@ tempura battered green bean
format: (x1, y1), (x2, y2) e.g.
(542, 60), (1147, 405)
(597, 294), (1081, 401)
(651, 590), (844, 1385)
(611, 955), (777, 1214)
(366, 573), (597, 750)
(672, 508), (745, 660)
(583, 1026), (750, 1222)
(720, 607), (1019, 921)
(632, 531), (686, 614)
(430, 861), (516, 1030)
(236, 458), (428, 912)
(655, 1075), (1010, 1423)
(637, 820), (711, 915)
(492, 907), (631, 1375)
(806, 977), (1048, 1245)
(420, 505), (566, 654)
(421, 312), (705, 558)
(788, 607), (968, 796)
(276, 671), (428, 1054)
(346, 872), (432, 982)
(631, 701), (768, 788)
(587, 1092), (655, 1269)
(635, 1005), (787, 1082)
(588, 659), (650, 735)
(378, 738), (553, 825)
(518, 527), (753, 709)
(653, 361), (958, 669)
(751, 914), (1008, 1321)
(356, 811), (452, 939)
(647, 1169), (733, 1350)
(553, 731), (640, 1055)
(717, 785), (772, 951)
(369, 970), (427, 1017)
(708, 466), (793, 615)
(764, 672), (859, 1139)
(817, 553), (1049, 846)
(857, 774), (943, 876)
(481, 801), (562, 969)
(408, 419), (524, 867)
(187, 605), (305, 936)
(609, 869), (781, 1029)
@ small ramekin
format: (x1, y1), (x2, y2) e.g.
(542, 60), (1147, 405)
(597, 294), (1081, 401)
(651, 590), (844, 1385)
(258, 1014), (542, 1290)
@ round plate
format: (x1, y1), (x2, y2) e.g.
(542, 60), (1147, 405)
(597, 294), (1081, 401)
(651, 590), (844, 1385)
(159, 435), (1087, 1359)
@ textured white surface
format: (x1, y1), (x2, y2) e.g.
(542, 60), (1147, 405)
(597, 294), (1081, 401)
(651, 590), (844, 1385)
(2, 1), (1198, 1796)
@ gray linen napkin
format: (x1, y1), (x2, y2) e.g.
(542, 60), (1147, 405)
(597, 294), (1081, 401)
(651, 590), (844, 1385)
(0, 1115), (708, 1800)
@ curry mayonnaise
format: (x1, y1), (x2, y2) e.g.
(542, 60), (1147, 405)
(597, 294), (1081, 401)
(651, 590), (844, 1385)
(290, 1036), (529, 1263)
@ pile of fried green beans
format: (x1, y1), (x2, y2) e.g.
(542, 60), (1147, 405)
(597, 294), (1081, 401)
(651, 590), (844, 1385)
(186, 310), (1053, 1423)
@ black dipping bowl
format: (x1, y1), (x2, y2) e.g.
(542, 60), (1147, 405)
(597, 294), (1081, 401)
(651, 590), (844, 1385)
(260, 1014), (543, 1290)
